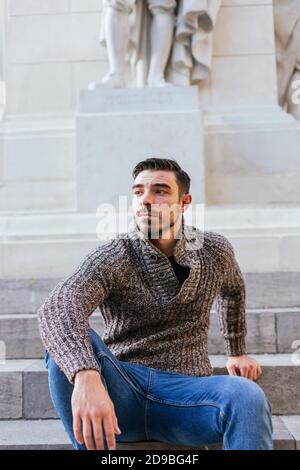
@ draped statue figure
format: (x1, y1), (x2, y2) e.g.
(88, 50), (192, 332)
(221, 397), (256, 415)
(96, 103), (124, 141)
(90, 0), (221, 88)
(273, 0), (300, 120)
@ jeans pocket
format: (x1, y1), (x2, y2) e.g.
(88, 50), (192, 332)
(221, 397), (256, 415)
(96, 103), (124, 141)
(97, 354), (148, 397)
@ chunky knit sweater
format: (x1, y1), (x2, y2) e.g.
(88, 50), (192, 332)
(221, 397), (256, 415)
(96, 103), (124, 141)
(37, 218), (247, 384)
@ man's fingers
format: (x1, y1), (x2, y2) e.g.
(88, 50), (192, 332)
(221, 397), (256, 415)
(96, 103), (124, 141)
(246, 366), (252, 380)
(227, 365), (237, 376)
(73, 413), (84, 445)
(91, 414), (104, 450)
(83, 417), (96, 450)
(109, 401), (121, 435)
(252, 367), (258, 381)
(103, 414), (116, 450)
(250, 364), (261, 381)
(240, 366), (249, 378)
(111, 407), (121, 434)
(227, 359), (263, 381)
(254, 365), (262, 381)
(113, 417), (121, 435)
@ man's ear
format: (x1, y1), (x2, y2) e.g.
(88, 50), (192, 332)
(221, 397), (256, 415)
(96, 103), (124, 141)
(181, 194), (192, 212)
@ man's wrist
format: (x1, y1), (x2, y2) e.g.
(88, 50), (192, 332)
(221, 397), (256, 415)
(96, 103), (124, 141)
(74, 369), (101, 384)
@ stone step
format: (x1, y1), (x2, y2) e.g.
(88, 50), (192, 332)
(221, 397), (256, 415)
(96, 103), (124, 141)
(1, 273), (300, 316)
(0, 420), (72, 450)
(1, 307), (300, 360)
(0, 416), (298, 450)
(0, 355), (299, 419)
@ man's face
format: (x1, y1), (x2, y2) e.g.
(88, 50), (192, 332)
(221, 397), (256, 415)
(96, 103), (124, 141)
(131, 169), (183, 238)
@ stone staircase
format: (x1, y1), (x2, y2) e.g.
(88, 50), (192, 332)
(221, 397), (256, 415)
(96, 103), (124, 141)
(1, 273), (300, 450)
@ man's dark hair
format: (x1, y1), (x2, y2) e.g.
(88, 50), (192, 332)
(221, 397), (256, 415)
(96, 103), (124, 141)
(132, 157), (191, 199)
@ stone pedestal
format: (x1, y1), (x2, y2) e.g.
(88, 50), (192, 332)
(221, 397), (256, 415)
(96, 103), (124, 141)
(204, 105), (300, 204)
(76, 86), (204, 213)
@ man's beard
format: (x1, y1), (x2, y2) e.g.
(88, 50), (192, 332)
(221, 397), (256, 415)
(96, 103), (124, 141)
(144, 212), (181, 240)
(136, 204), (182, 239)
(147, 220), (174, 239)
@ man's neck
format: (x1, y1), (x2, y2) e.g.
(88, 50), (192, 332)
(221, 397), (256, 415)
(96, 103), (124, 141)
(149, 221), (183, 257)
(150, 237), (178, 257)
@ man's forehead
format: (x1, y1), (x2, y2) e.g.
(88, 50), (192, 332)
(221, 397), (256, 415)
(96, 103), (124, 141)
(134, 170), (176, 186)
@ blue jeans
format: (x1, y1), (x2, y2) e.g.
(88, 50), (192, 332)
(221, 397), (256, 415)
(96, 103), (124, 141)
(45, 328), (273, 450)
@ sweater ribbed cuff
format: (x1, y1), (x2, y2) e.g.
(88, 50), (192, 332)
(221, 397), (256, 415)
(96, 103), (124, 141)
(69, 364), (102, 385)
(61, 351), (102, 385)
(224, 333), (247, 357)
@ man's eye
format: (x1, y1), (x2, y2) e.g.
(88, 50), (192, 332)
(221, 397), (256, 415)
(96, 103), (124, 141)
(156, 190), (166, 194)
(134, 191), (142, 195)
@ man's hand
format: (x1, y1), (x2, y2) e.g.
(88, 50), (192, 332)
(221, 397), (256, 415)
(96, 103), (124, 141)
(72, 370), (122, 450)
(226, 354), (262, 381)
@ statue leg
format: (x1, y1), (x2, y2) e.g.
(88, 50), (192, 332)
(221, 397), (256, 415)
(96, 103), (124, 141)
(147, 0), (176, 87)
(103, 1), (134, 87)
(90, 0), (135, 89)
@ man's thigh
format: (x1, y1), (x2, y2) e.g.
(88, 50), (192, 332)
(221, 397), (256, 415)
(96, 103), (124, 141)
(148, 399), (224, 447)
(145, 371), (258, 447)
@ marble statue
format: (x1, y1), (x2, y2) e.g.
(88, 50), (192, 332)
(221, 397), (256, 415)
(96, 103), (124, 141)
(90, 0), (221, 88)
(273, 0), (300, 120)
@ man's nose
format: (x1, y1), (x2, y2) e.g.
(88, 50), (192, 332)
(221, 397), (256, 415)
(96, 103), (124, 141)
(140, 191), (154, 206)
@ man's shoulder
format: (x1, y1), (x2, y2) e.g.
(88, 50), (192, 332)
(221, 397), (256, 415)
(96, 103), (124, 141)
(85, 234), (130, 266)
(185, 225), (232, 248)
(192, 228), (235, 262)
(203, 230), (234, 252)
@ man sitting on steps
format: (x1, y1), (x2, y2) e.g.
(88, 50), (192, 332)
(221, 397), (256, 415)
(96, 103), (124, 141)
(37, 157), (273, 451)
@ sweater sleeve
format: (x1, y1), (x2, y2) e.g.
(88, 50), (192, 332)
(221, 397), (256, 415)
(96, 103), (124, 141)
(37, 241), (117, 384)
(216, 238), (247, 357)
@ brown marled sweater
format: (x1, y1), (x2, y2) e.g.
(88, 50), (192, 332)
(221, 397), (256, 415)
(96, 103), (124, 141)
(37, 218), (247, 384)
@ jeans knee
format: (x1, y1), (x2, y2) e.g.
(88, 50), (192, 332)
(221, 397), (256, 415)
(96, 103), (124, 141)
(250, 386), (271, 416)
(235, 377), (271, 415)
(222, 376), (271, 415)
